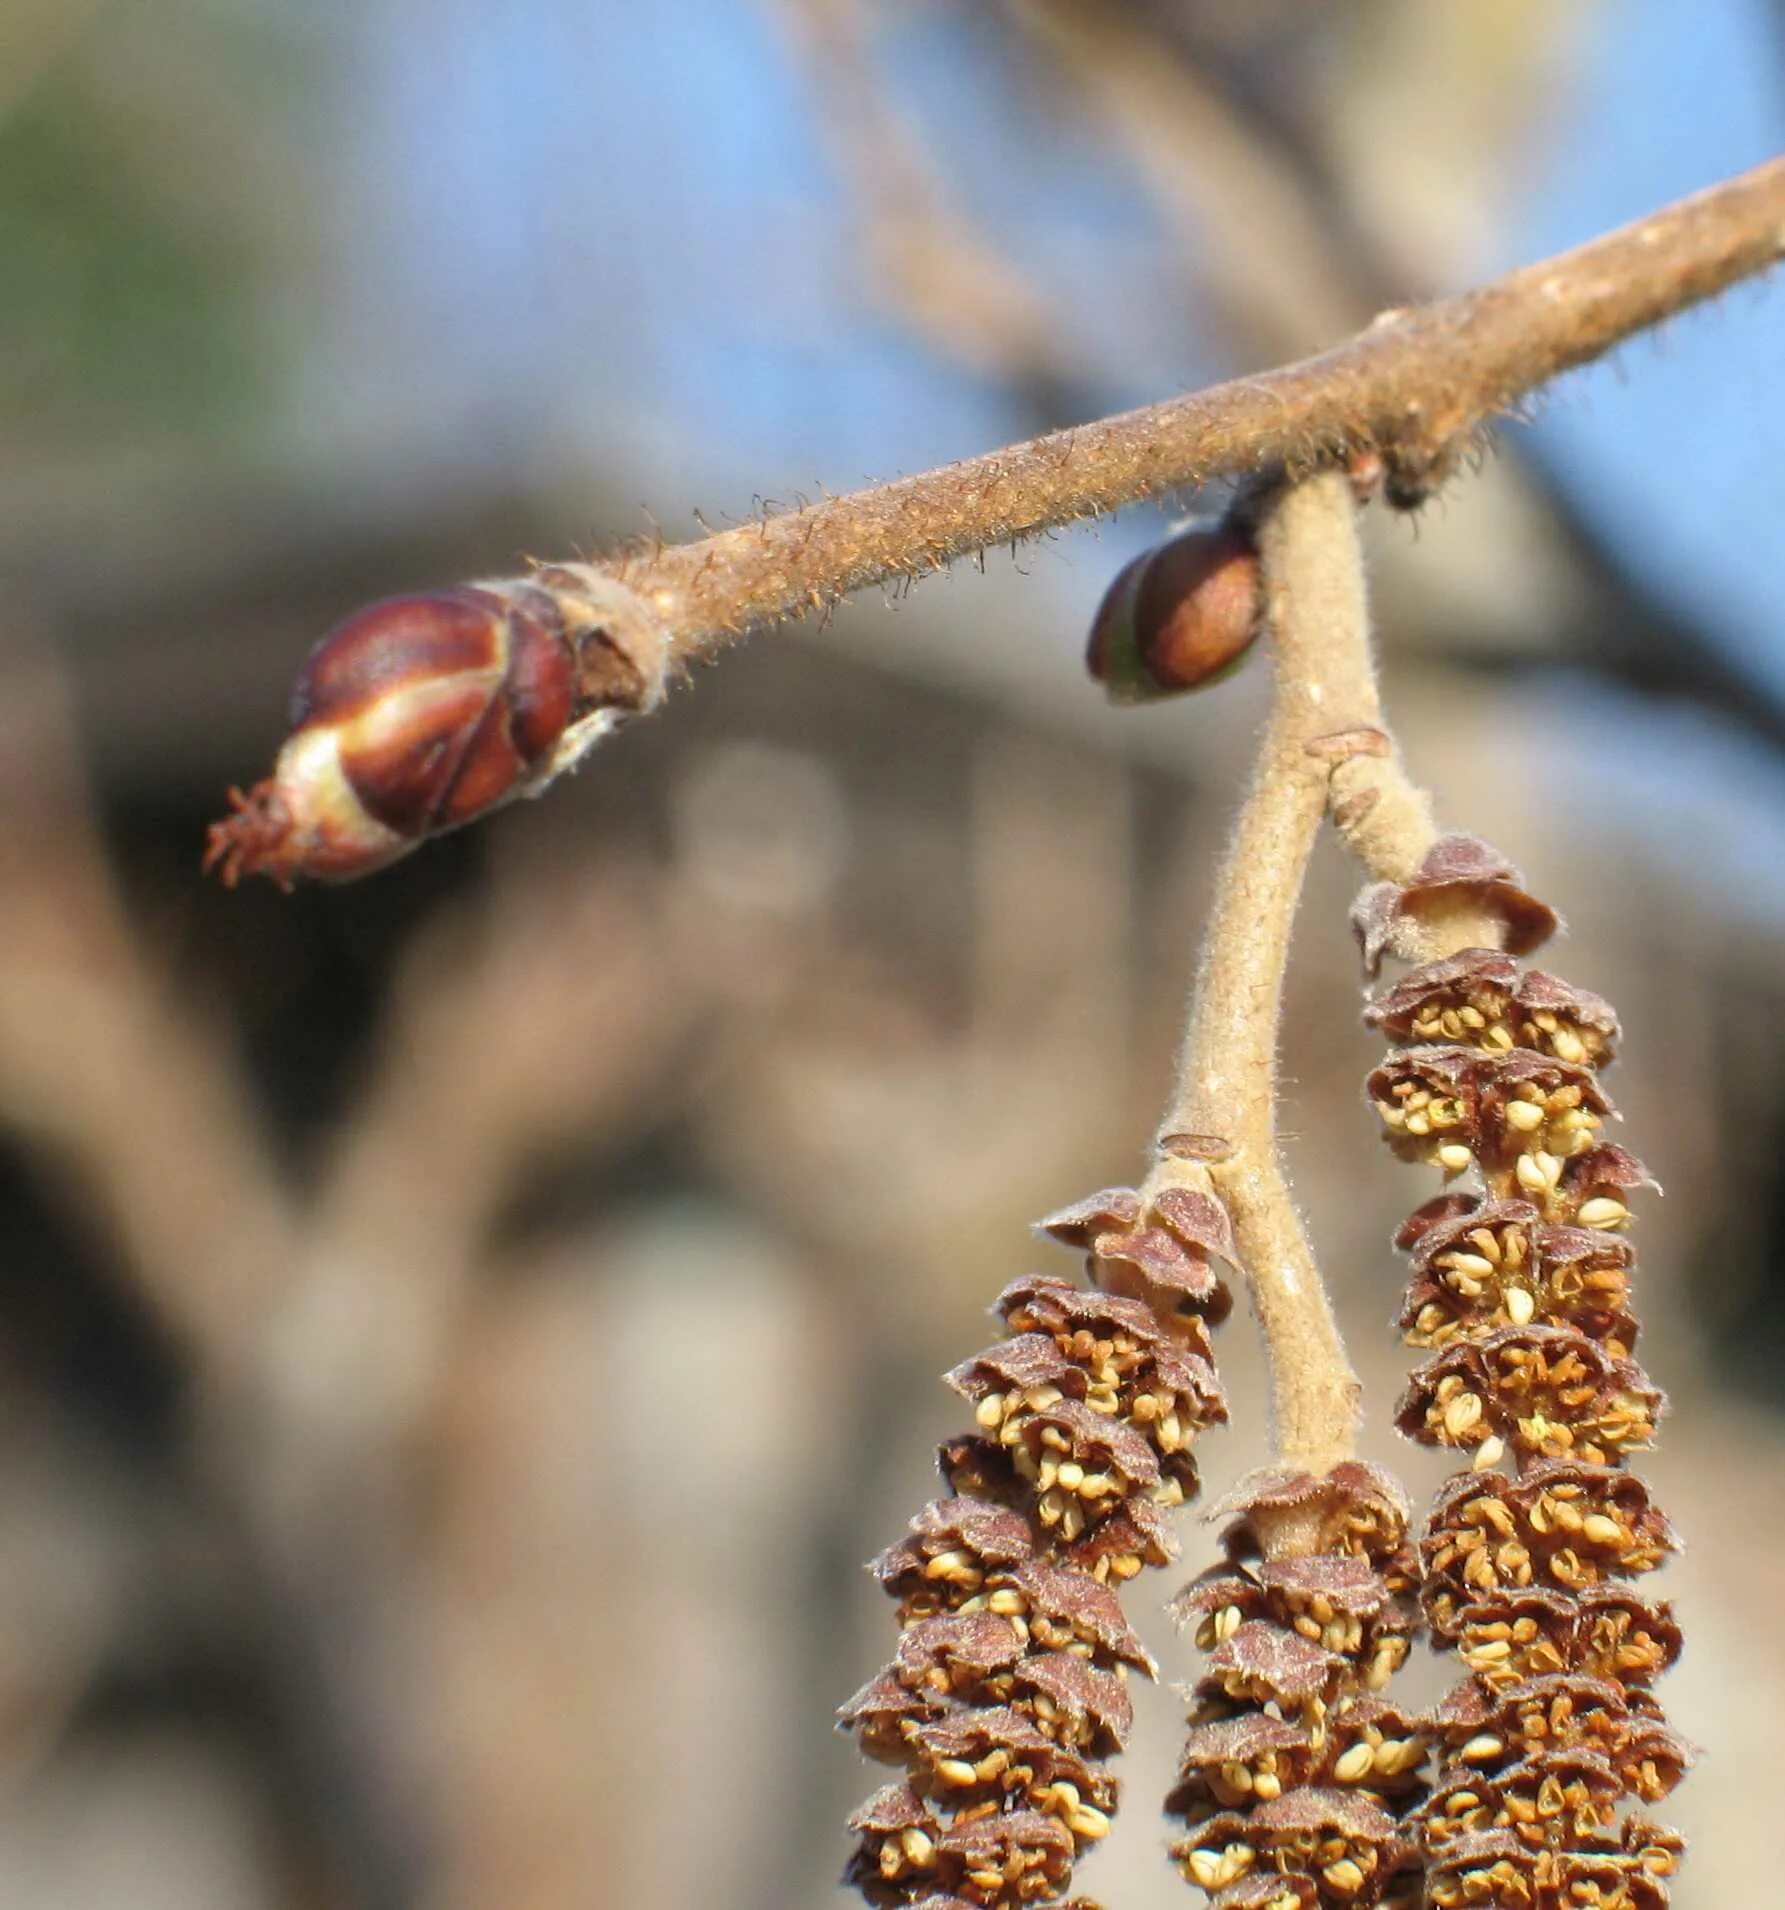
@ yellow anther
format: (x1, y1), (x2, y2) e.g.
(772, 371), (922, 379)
(1445, 1251), (1497, 1278)
(1577, 1197), (1629, 1230)
(1217, 1844), (1256, 1886)
(1443, 1392), (1485, 1440)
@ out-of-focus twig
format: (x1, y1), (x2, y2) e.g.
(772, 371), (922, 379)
(0, 653), (297, 1381)
(1006, 0), (1371, 357)
(0, 645), (428, 1902)
(691, 731), (1139, 1301)
(260, 849), (695, 1471)
(0, 641), (703, 1905)
(769, 0), (1080, 400)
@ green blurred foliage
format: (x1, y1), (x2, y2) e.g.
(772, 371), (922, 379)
(0, 2), (311, 453)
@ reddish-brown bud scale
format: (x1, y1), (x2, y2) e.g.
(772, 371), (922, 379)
(205, 586), (576, 888)
(1085, 527), (1261, 705)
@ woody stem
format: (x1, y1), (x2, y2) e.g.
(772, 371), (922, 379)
(1144, 472), (1389, 1487)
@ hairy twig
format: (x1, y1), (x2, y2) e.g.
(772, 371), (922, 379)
(1142, 473), (1378, 1497)
(623, 157), (1784, 652)
(1309, 619), (1558, 971)
(1299, 598), (1516, 965)
(210, 160), (1785, 887)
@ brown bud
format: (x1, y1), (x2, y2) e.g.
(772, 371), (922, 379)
(1085, 527), (1260, 704)
(205, 586), (576, 887)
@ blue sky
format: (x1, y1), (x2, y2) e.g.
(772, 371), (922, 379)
(1513, 0), (1785, 703)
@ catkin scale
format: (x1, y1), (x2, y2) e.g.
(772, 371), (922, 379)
(205, 586), (577, 888)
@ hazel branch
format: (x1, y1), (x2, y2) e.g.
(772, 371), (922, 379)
(1141, 472), (1386, 1502)
(210, 160), (1785, 887)
(1308, 571), (1555, 968)
(627, 156), (1784, 651)
(1304, 612), (1516, 966)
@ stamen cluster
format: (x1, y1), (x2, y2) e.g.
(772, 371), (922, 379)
(1168, 1464), (1426, 1909)
(839, 1188), (1235, 1910)
(1365, 938), (1690, 1908)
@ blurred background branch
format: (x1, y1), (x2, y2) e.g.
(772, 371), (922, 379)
(770, 0), (1082, 408)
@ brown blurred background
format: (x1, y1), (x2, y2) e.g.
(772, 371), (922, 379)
(1, 3), (1782, 1906)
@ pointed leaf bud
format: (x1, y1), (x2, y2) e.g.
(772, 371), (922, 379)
(205, 585), (577, 888)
